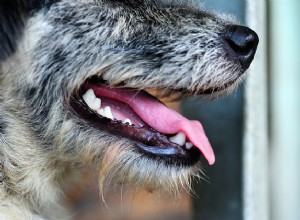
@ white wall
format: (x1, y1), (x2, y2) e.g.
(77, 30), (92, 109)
(244, 1), (269, 220)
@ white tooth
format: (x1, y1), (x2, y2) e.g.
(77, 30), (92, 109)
(104, 106), (114, 120)
(82, 89), (101, 110)
(185, 142), (193, 150)
(97, 108), (105, 117)
(82, 89), (96, 109)
(123, 119), (132, 125)
(169, 132), (186, 146)
(93, 98), (101, 110)
(82, 89), (96, 102)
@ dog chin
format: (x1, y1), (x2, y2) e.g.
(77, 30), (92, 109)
(94, 138), (203, 194)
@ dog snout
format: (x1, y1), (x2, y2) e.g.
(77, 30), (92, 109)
(224, 25), (259, 69)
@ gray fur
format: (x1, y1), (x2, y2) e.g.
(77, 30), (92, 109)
(0, 0), (250, 219)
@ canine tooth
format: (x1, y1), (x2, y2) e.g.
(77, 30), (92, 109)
(123, 119), (132, 125)
(83, 89), (96, 101)
(169, 132), (186, 146)
(185, 142), (193, 150)
(82, 89), (98, 110)
(104, 106), (114, 120)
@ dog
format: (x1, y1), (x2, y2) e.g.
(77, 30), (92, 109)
(0, 0), (258, 219)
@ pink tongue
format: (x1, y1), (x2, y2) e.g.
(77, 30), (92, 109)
(90, 84), (215, 165)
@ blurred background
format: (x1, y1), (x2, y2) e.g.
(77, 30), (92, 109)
(67, 0), (300, 219)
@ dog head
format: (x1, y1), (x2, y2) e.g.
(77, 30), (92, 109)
(0, 0), (258, 194)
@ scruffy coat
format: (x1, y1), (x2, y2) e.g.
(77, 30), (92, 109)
(0, 0), (257, 219)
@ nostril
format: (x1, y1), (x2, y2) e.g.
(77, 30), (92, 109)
(224, 25), (259, 69)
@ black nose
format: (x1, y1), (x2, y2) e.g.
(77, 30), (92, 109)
(224, 25), (259, 69)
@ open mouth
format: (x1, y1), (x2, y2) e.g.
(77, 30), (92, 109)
(70, 77), (215, 166)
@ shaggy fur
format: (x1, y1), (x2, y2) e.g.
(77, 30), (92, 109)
(0, 0), (257, 219)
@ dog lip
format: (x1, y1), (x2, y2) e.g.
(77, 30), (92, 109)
(135, 142), (201, 166)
